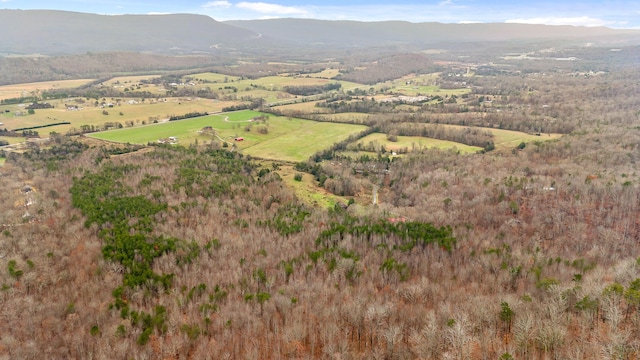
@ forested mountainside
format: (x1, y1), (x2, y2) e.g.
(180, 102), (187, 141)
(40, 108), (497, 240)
(227, 18), (640, 48)
(1, 7), (640, 358)
(2, 10), (640, 56)
(0, 10), (258, 55)
(1, 66), (640, 358)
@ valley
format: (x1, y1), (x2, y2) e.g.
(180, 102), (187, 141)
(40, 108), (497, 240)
(1, 9), (640, 359)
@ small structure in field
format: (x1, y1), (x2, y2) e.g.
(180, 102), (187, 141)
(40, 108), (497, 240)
(158, 137), (179, 145)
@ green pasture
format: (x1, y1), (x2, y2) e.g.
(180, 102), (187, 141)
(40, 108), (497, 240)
(86, 110), (272, 144)
(267, 162), (348, 209)
(242, 121), (367, 162)
(438, 124), (562, 150)
(307, 69), (341, 79)
(90, 110), (367, 162)
(491, 128), (561, 149)
(354, 133), (482, 154)
(0, 98), (232, 135)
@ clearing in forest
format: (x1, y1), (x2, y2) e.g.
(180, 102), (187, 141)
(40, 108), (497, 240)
(352, 133), (482, 154)
(90, 110), (367, 162)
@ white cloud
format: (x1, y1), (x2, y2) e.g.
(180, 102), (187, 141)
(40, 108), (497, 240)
(505, 16), (610, 27)
(203, 1), (232, 9)
(439, 0), (454, 6)
(236, 2), (309, 16)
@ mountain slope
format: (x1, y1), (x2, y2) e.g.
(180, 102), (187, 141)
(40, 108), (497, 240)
(0, 10), (259, 55)
(226, 18), (640, 47)
(2, 10), (640, 56)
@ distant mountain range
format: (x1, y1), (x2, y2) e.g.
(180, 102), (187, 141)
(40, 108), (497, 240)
(1, 10), (640, 55)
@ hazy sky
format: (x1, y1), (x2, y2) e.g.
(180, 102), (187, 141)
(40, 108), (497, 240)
(2, 0), (639, 28)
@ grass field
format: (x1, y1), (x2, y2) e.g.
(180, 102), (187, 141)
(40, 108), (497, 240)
(268, 162), (348, 209)
(189, 73), (240, 83)
(315, 113), (371, 123)
(271, 100), (332, 113)
(0, 136), (27, 145)
(0, 98), (234, 135)
(307, 69), (341, 79)
(438, 124), (562, 150)
(354, 133), (482, 154)
(102, 75), (161, 86)
(224, 75), (365, 93)
(242, 121), (367, 162)
(0, 79), (95, 101)
(90, 110), (368, 162)
(383, 73), (471, 97)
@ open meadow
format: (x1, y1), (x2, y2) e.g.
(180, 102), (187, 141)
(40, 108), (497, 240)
(266, 161), (349, 208)
(353, 132), (483, 154)
(90, 110), (367, 162)
(0, 79), (95, 101)
(241, 121), (367, 162)
(0, 97), (235, 135)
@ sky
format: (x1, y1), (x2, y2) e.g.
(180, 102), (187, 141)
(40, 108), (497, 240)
(2, 0), (640, 28)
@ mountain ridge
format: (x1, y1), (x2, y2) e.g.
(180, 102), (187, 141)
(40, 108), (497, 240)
(1, 9), (639, 55)
(0, 9), (259, 55)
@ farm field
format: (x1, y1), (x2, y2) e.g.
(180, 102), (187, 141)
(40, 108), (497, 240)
(354, 133), (482, 154)
(315, 112), (371, 123)
(0, 79), (95, 101)
(88, 114), (230, 145)
(307, 68), (341, 78)
(437, 124), (562, 149)
(489, 127), (562, 148)
(391, 84), (471, 97)
(0, 98), (233, 135)
(241, 121), (367, 162)
(0, 136), (27, 145)
(385, 73), (472, 96)
(271, 100), (332, 113)
(358, 123), (560, 152)
(220, 74), (364, 93)
(188, 72), (240, 83)
(90, 110), (367, 162)
(101, 75), (161, 86)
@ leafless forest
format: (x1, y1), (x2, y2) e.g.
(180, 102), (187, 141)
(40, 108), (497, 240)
(1, 50), (640, 360)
